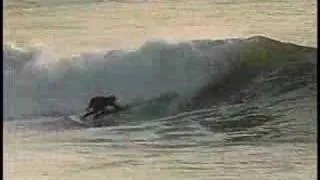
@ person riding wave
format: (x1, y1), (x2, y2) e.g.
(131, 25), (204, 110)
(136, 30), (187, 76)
(81, 95), (123, 120)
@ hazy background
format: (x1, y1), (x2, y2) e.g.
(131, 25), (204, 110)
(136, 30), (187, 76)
(4, 1), (317, 180)
(4, 0), (316, 57)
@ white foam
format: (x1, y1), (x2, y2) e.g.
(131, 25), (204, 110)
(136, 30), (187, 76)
(3, 39), (242, 118)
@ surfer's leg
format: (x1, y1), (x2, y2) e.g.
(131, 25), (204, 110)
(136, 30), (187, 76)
(82, 111), (95, 119)
(93, 111), (106, 120)
(93, 108), (115, 120)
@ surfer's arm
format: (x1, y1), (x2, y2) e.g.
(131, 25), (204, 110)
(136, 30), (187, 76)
(113, 103), (122, 110)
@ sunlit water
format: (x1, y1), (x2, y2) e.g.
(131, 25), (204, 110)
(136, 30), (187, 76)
(4, 0), (317, 180)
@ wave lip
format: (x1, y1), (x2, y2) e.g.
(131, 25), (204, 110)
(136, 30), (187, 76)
(3, 36), (316, 120)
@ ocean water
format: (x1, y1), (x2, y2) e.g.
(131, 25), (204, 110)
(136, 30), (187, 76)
(3, 0), (317, 180)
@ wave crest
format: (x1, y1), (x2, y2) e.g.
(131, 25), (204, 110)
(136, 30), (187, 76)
(3, 36), (316, 119)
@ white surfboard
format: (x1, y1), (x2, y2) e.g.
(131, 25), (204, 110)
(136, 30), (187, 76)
(67, 115), (91, 126)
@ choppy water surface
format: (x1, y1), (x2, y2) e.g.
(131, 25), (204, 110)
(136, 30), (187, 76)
(4, 0), (317, 180)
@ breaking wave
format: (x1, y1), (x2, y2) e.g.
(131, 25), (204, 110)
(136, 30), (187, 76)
(3, 36), (317, 142)
(4, 37), (242, 117)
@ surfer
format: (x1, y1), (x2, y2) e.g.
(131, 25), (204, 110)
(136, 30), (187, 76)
(81, 95), (122, 120)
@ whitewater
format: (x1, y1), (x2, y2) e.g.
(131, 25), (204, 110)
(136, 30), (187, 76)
(3, 0), (317, 180)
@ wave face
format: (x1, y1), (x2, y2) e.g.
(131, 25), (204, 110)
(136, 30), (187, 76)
(4, 38), (243, 117)
(3, 36), (317, 142)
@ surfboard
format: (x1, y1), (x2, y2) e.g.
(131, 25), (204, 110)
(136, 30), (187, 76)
(66, 104), (133, 127)
(67, 115), (91, 126)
